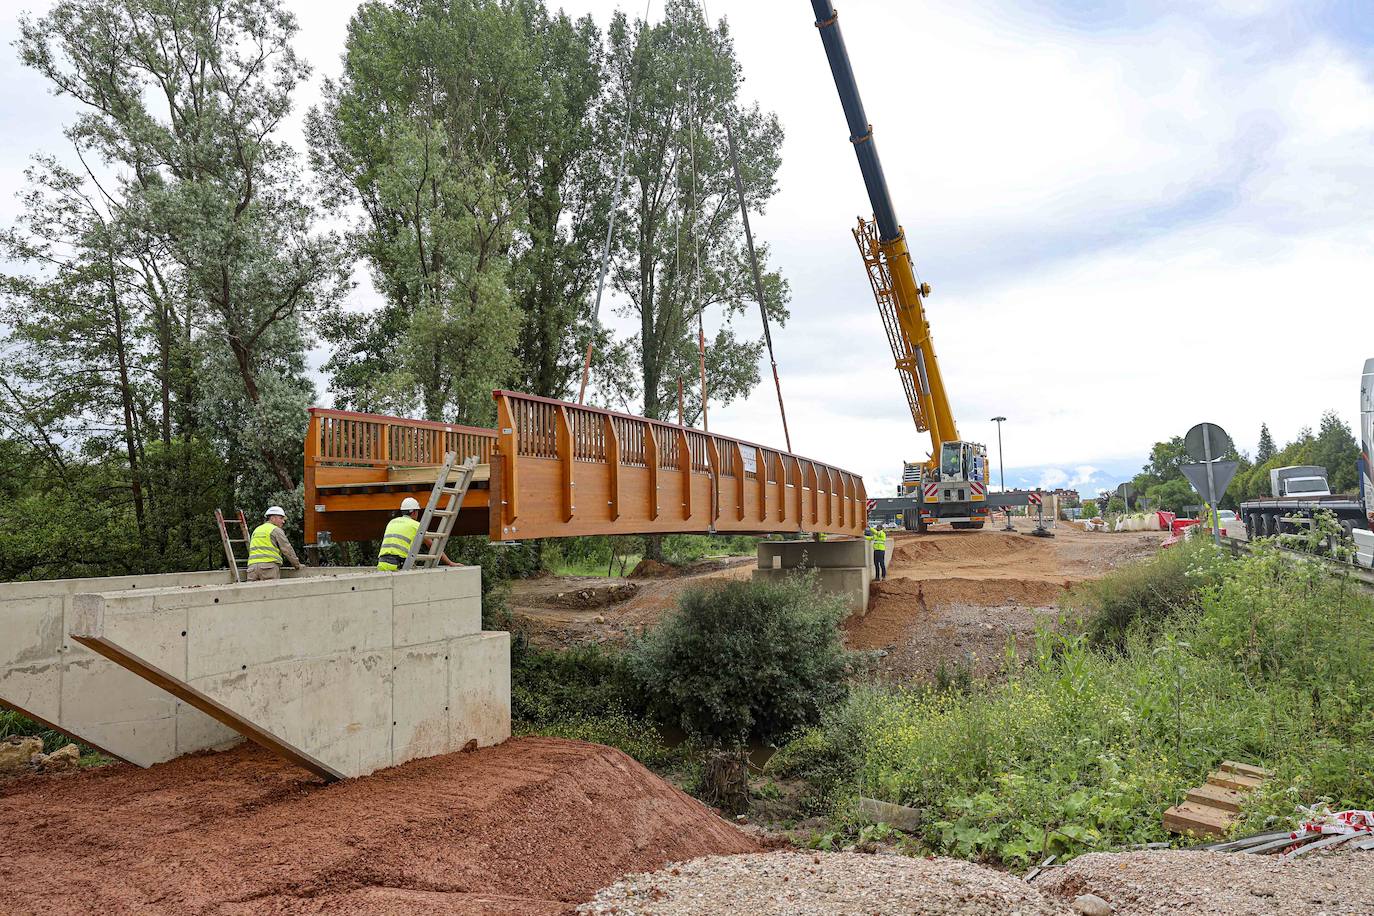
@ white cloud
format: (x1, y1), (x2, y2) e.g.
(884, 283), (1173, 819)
(3, 1), (1371, 500)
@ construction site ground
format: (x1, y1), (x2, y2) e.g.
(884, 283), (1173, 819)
(511, 519), (1165, 684)
(5, 522), (1362, 915)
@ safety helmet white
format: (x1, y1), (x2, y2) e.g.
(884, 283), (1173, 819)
(264, 506), (286, 518)
(400, 497), (421, 512)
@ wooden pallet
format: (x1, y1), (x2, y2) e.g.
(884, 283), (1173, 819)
(1164, 761), (1273, 838)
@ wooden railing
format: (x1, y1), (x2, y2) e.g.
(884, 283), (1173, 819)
(303, 397), (866, 545)
(308, 408), (497, 468)
(491, 391), (865, 540)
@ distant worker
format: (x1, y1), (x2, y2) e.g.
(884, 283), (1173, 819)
(872, 522), (887, 581)
(247, 506), (303, 582)
(377, 496), (461, 570)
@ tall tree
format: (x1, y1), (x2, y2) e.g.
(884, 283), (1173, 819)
(599, 1), (788, 424)
(19, 0), (350, 500)
(1256, 423), (1277, 464)
(309, 0), (609, 420)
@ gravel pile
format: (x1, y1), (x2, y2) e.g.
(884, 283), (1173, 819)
(1039, 848), (1374, 915)
(577, 851), (1068, 915)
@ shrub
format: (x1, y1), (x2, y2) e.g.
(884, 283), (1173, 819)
(774, 544), (1374, 866)
(1074, 538), (1224, 649)
(629, 574), (850, 747)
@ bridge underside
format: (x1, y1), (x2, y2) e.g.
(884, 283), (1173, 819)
(305, 392), (867, 547)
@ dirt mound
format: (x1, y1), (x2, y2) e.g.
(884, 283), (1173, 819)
(630, 558), (678, 579)
(850, 577), (1068, 652)
(549, 582), (640, 609)
(0, 737), (758, 916)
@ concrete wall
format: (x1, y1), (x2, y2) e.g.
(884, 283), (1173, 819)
(754, 538), (871, 614)
(71, 566), (509, 780)
(0, 567), (373, 767)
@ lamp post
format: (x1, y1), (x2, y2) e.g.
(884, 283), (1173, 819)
(992, 416), (1014, 532)
(990, 416), (1007, 492)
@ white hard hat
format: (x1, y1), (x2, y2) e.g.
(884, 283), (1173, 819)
(265, 506), (286, 518)
(400, 497), (421, 512)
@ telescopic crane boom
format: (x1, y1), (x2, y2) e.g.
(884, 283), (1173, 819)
(811, 0), (990, 530)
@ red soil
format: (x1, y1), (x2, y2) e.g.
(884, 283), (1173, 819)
(0, 737), (758, 915)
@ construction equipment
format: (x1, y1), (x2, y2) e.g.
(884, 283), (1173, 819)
(810, 1), (991, 532)
(402, 452), (479, 570)
(214, 509), (252, 582)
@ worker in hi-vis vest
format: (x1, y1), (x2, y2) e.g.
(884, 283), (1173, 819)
(247, 506), (303, 582)
(872, 523), (887, 581)
(376, 496), (461, 571)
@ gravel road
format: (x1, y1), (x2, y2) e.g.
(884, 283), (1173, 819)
(1041, 848), (1374, 915)
(580, 848), (1374, 915)
(577, 851), (1068, 915)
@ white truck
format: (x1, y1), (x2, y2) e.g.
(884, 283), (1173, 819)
(1241, 359), (1373, 561)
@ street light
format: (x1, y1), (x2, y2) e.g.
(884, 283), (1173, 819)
(990, 416), (1007, 492)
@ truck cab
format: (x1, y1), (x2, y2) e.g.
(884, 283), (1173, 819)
(1278, 476), (1332, 498)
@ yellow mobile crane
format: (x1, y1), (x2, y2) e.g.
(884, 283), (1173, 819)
(811, 0), (991, 532)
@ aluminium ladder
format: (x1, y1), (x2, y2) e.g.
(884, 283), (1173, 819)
(214, 509), (253, 582)
(401, 452), (480, 570)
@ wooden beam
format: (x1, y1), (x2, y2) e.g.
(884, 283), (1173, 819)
(497, 396), (519, 524)
(604, 414), (620, 521)
(556, 405), (574, 521)
(645, 422), (660, 520)
(679, 427), (692, 521)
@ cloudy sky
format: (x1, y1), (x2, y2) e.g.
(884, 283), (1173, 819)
(3, 0), (1371, 498)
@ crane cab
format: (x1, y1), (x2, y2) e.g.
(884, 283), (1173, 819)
(906, 441), (989, 531)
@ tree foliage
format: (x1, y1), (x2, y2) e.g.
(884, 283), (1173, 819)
(3, 0), (347, 575)
(309, 0), (611, 421)
(596, 1), (788, 423)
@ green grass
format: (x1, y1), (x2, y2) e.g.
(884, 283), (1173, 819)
(770, 540), (1374, 866)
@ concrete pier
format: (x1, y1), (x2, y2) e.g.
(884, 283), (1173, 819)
(752, 538), (871, 614)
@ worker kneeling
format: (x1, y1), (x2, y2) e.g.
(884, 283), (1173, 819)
(247, 506), (303, 581)
(377, 497), (460, 570)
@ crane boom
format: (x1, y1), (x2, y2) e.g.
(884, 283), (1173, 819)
(810, 0), (958, 462)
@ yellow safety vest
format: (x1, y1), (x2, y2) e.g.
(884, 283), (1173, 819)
(248, 522), (282, 566)
(377, 515), (421, 570)
(873, 528), (887, 552)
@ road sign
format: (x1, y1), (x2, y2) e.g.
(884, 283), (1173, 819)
(1185, 423), (1233, 462)
(1181, 461), (1239, 506)
(866, 498), (877, 511)
(1027, 492), (1042, 506)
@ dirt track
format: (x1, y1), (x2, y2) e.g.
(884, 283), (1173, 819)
(0, 738), (757, 915)
(846, 519), (1163, 682)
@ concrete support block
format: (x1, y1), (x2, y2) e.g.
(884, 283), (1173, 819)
(757, 538), (869, 570)
(0, 567), (375, 768)
(752, 566), (870, 616)
(450, 631), (511, 750)
(70, 567), (509, 780)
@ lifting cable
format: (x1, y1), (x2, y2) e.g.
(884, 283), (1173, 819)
(702, 0), (792, 451)
(688, 20), (708, 432)
(724, 116), (791, 453)
(578, 0), (654, 404)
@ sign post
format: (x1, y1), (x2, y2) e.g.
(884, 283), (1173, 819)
(1182, 422), (1237, 545)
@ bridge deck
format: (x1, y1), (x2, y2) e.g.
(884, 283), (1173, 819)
(304, 391), (866, 547)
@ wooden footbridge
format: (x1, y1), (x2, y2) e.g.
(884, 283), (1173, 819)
(304, 391), (867, 547)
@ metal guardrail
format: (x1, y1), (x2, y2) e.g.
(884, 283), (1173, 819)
(1218, 535), (1374, 589)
